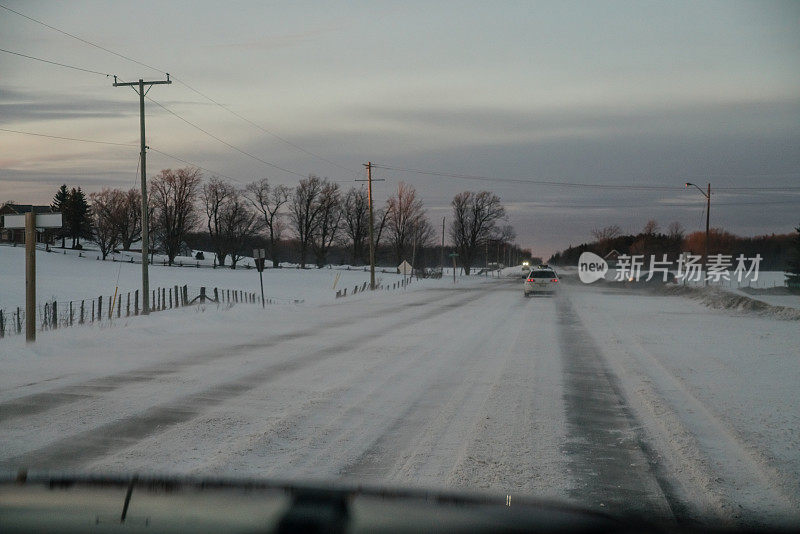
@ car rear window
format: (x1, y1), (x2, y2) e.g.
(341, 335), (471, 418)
(529, 270), (556, 279)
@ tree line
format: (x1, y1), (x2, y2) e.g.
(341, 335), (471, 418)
(34, 167), (524, 274)
(548, 219), (798, 271)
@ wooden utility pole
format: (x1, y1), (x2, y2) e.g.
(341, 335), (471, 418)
(4, 212), (62, 343)
(685, 182), (711, 286)
(705, 183), (711, 287)
(113, 75), (171, 314)
(25, 212), (36, 343)
(358, 162), (384, 290)
(440, 217), (445, 275)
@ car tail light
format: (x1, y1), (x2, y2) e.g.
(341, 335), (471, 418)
(551, 278), (558, 282)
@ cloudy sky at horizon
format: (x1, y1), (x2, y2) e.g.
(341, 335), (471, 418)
(2, 0), (799, 258)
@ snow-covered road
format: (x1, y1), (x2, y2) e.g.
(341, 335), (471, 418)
(1, 277), (797, 527)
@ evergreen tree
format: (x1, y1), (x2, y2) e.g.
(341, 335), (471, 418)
(786, 224), (800, 288)
(51, 184), (71, 248)
(67, 187), (92, 248)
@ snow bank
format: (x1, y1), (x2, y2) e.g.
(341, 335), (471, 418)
(657, 285), (800, 320)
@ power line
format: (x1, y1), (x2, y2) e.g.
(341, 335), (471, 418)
(0, 47), (112, 77)
(373, 164), (686, 191)
(139, 91), (306, 178)
(147, 147), (246, 184)
(0, 127), (135, 147)
(172, 77), (359, 176)
(505, 199), (800, 209)
(373, 163), (800, 192)
(0, 126), (246, 183)
(0, 3), (164, 75)
(1, 3), (354, 176)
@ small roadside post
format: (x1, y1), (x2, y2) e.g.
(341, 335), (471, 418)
(254, 248), (266, 308)
(3, 212), (62, 342)
(449, 252), (459, 284)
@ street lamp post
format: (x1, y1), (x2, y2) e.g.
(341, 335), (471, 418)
(685, 182), (711, 286)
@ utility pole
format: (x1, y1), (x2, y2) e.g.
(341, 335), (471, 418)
(357, 162), (384, 290)
(4, 212), (62, 343)
(113, 75), (171, 314)
(685, 182), (711, 287)
(25, 212), (35, 343)
(441, 217), (445, 275)
(705, 183), (711, 287)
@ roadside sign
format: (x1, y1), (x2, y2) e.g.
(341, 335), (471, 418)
(253, 248), (266, 307)
(253, 248), (266, 272)
(3, 213), (63, 229)
(398, 260), (412, 276)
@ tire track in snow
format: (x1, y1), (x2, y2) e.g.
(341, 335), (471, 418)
(0, 289), (486, 471)
(184, 287), (503, 478)
(571, 289), (800, 526)
(336, 284), (528, 485)
(556, 293), (677, 522)
(446, 293), (568, 497)
(0, 287), (475, 423)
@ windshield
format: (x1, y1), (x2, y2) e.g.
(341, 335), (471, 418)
(1, 2), (798, 531)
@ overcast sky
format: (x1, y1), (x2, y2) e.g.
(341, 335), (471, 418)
(2, 0), (799, 258)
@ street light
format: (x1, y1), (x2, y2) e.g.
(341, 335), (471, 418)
(685, 182), (711, 287)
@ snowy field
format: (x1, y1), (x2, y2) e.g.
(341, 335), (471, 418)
(0, 244), (417, 310)
(0, 252), (798, 528)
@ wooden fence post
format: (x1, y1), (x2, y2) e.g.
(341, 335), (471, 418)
(134, 290), (139, 316)
(214, 288), (219, 302)
(91, 300), (95, 323)
(126, 293), (130, 317)
(69, 302), (74, 326)
(98, 296), (102, 321)
(52, 301), (58, 329)
(183, 285), (188, 305)
(80, 301), (84, 324)
(117, 297), (121, 318)
(174, 285), (179, 307)
(0, 310), (4, 338)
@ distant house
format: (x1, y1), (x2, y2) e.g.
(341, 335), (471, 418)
(604, 249), (621, 268)
(0, 203), (56, 245)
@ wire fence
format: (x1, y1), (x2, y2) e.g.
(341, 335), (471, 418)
(0, 284), (299, 339)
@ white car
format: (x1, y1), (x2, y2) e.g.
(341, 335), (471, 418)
(524, 268), (559, 296)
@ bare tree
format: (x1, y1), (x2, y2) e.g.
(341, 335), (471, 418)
(496, 224), (516, 244)
(246, 178), (290, 267)
(449, 191), (506, 275)
(642, 219), (660, 236)
(290, 175), (325, 268)
(220, 188), (258, 268)
(667, 221), (685, 240)
(151, 167), (202, 265)
(88, 189), (119, 260)
(341, 186), (369, 264)
(115, 188), (142, 251)
(385, 182), (430, 265)
(202, 177), (236, 266)
(373, 206), (389, 250)
(591, 224), (622, 242)
(312, 181), (342, 267)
